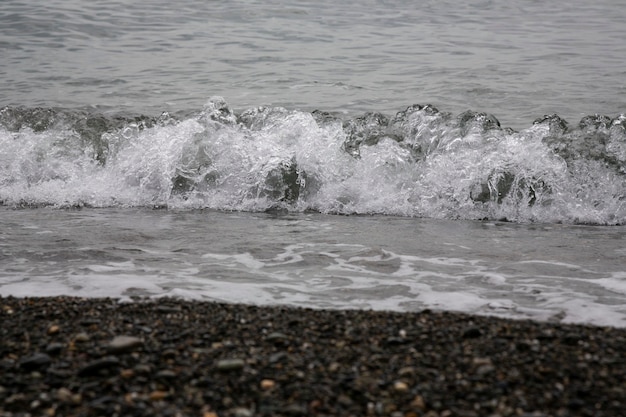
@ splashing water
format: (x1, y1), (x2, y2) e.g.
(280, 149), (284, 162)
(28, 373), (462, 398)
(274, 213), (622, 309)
(1, 98), (625, 224)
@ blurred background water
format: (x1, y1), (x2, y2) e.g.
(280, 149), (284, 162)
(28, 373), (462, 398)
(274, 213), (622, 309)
(1, 0), (625, 129)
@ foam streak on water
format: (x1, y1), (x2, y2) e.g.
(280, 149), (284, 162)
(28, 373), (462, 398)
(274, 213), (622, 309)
(1, 209), (624, 328)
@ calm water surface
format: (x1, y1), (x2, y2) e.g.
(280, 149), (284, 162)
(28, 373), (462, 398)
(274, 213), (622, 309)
(1, 0), (625, 128)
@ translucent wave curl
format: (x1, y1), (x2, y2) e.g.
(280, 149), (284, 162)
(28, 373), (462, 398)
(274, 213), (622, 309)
(1, 98), (624, 224)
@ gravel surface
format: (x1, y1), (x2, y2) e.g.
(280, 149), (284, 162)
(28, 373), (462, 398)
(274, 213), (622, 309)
(1, 296), (625, 417)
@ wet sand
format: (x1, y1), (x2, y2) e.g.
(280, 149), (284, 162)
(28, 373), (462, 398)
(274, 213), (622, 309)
(1, 296), (624, 417)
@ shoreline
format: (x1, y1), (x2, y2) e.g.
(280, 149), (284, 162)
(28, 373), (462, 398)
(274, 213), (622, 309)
(1, 296), (625, 417)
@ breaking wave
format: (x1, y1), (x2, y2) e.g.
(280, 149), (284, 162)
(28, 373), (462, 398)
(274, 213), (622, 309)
(1, 98), (625, 224)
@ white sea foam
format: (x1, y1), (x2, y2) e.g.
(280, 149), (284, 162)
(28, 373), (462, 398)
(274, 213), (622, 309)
(1, 99), (625, 225)
(1, 208), (625, 328)
(594, 274), (626, 295)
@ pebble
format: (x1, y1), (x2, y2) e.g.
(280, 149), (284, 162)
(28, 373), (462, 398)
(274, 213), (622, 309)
(337, 394), (353, 406)
(328, 362), (341, 372)
(45, 343), (64, 355)
(231, 407), (253, 417)
(161, 348), (178, 359)
(73, 332), (90, 343)
(411, 395), (426, 410)
(107, 335), (144, 354)
(134, 364), (152, 374)
(281, 404), (307, 415)
(156, 306), (182, 313)
(149, 390), (169, 401)
(56, 388), (81, 404)
(19, 353), (51, 371)
(260, 379), (276, 390)
(462, 327), (483, 338)
(156, 369), (177, 380)
(216, 358), (245, 371)
(77, 357), (120, 377)
(385, 336), (410, 345)
(47, 325), (60, 335)
(562, 332), (581, 345)
(476, 364), (496, 376)
(119, 369), (135, 379)
(398, 366), (416, 376)
(5, 393), (27, 406)
(472, 357), (492, 366)
(266, 332), (290, 344)
(269, 351), (288, 363)
(393, 381), (409, 392)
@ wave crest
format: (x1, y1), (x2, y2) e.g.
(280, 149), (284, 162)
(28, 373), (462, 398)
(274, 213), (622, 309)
(1, 98), (625, 224)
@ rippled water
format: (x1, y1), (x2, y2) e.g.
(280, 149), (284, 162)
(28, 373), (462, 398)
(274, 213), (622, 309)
(1, 0), (625, 327)
(2, 0), (625, 128)
(2, 208), (625, 327)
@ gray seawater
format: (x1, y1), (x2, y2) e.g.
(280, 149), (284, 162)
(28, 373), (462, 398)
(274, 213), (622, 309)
(1, 0), (626, 327)
(2, 208), (625, 327)
(2, 0), (626, 127)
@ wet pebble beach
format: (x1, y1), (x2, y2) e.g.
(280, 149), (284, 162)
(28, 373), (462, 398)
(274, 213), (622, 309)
(1, 297), (625, 417)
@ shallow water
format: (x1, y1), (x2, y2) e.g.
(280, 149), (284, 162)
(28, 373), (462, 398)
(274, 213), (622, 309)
(1, 208), (625, 327)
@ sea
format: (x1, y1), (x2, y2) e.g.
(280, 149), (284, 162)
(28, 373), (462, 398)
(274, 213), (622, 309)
(1, 0), (625, 328)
